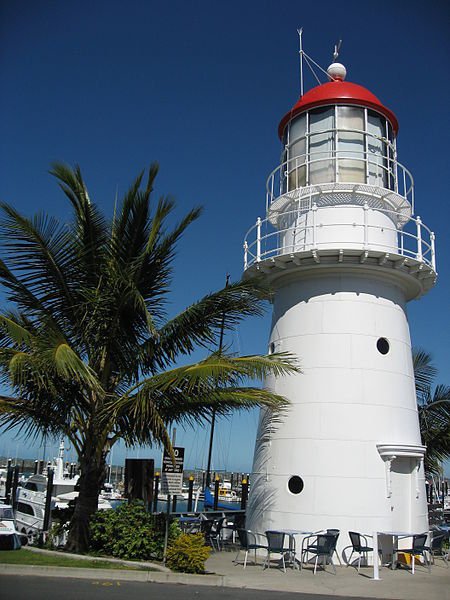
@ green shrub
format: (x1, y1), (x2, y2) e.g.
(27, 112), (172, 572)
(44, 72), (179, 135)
(89, 501), (180, 561)
(166, 533), (211, 573)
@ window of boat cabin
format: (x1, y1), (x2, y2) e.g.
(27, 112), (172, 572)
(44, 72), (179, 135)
(25, 480), (46, 492)
(0, 506), (14, 519)
(16, 502), (34, 515)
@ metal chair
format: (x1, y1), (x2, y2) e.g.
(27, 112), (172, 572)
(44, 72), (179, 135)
(347, 531), (379, 572)
(301, 533), (338, 574)
(202, 516), (225, 551)
(429, 532), (449, 567)
(326, 529), (342, 565)
(400, 533), (431, 574)
(263, 530), (292, 573)
(234, 529), (268, 568)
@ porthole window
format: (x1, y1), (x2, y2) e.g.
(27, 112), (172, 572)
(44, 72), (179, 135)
(288, 475), (304, 495)
(269, 342), (275, 354)
(377, 337), (390, 355)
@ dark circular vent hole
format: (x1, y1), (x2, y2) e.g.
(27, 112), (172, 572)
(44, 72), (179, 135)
(377, 337), (390, 355)
(288, 475), (304, 495)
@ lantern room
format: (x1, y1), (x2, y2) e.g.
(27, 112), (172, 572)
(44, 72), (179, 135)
(278, 63), (399, 194)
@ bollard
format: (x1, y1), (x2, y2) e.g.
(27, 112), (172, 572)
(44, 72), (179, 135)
(43, 468), (54, 532)
(213, 476), (220, 511)
(241, 478), (248, 510)
(153, 472), (160, 512)
(187, 475), (194, 512)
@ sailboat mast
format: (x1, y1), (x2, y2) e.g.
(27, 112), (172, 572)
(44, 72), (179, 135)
(205, 274), (230, 488)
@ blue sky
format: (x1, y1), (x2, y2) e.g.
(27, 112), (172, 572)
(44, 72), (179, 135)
(1, 1), (449, 475)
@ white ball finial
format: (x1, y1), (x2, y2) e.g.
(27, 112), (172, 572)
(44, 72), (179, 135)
(327, 62), (346, 81)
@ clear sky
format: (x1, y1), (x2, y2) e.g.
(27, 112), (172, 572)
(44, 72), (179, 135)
(1, 0), (449, 475)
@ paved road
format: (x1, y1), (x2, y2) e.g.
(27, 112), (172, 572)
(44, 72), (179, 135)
(1, 575), (379, 600)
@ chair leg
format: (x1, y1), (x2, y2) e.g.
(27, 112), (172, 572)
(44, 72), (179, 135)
(331, 556), (336, 574)
(425, 552), (431, 574)
(243, 550), (248, 569)
(281, 554), (286, 573)
(314, 555), (318, 575)
(357, 554), (361, 573)
(347, 550), (353, 567)
(411, 554), (415, 575)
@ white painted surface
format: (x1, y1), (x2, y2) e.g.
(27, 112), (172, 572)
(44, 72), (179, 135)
(247, 272), (428, 556)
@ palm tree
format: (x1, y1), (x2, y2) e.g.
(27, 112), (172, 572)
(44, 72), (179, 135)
(413, 349), (450, 476)
(0, 163), (298, 553)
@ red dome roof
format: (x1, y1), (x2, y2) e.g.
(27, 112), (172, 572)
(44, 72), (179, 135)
(278, 80), (398, 139)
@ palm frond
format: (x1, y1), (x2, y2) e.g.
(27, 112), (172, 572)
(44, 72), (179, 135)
(0, 314), (33, 346)
(0, 203), (76, 320)
(413, 348), (438, 399)
(50, 162), (108, 284)
(143, 279), (271, 370)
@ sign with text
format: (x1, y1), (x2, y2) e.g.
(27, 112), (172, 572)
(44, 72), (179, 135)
(160, 446), (184, 496)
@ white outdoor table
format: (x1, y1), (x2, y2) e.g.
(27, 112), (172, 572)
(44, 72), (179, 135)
(275, 529), (315, 570)
(371, 531), (418, 580)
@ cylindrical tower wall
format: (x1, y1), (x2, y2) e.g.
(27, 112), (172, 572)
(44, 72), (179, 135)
(247, 271), (428, 555)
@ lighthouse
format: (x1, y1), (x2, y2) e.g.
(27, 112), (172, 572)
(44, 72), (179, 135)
(244, 57), (437, 554)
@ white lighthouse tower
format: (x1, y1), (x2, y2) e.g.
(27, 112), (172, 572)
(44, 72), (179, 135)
(244, 56), (437, 554)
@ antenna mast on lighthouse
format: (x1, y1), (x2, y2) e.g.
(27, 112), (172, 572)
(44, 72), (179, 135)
(297, 28), (304, 97)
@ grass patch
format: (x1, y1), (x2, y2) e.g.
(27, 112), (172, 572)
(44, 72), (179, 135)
(0, 549), (152, 570)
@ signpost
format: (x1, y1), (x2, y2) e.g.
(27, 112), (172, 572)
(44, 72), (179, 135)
(161, 446), (184, 564)
(161, 446), (184, 495)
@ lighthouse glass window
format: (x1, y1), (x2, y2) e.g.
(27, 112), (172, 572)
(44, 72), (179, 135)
(337, 107), (365, 183)
(309, 108), (335, 184)
(367, 112), (387, 187)
(287, 115), (307, 190)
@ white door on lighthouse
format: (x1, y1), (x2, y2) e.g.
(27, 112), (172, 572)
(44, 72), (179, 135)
(390, 458), (414, 531)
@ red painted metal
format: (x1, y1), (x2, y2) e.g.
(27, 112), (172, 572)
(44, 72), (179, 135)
(278, 80), (399, 139)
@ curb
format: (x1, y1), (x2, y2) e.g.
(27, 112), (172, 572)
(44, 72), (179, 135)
(0, 564), (226, 587)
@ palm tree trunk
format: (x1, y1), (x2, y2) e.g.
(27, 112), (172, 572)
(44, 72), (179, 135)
(66, 440), (106, 553)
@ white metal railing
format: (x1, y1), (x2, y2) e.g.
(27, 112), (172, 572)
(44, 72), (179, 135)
(267, 128), (414, 212)
(243, 204), (436, 272)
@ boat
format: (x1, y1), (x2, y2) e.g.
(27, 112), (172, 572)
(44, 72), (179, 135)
(0, 503), (23, 550)
(203, 486), (240, 510)
(14, 440), (79, 538)
(217, 482), (239, 502)
(14, 439), (123, 540)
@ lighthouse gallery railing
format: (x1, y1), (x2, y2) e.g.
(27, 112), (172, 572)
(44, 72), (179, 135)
(267, 128), (414, 214)
(243, 204), (436, 272)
